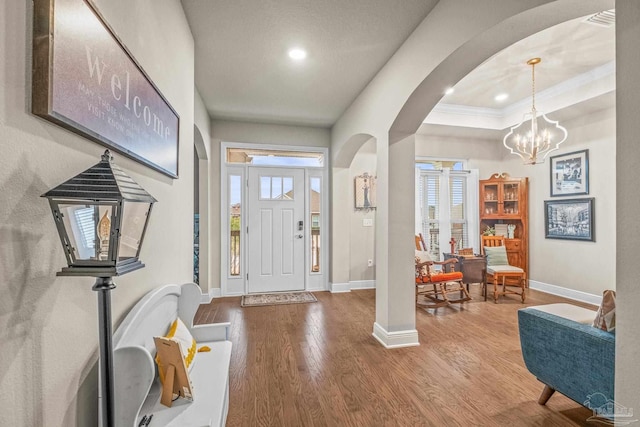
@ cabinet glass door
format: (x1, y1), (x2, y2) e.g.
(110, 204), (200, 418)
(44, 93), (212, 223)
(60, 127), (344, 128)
(481, 183), (499, 216)
(502, 182), (520, 215)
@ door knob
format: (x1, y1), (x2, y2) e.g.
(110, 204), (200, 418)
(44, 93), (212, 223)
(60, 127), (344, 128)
(295, 234), (303, 239)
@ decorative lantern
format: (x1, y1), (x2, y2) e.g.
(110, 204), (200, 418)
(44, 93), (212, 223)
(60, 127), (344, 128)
(42, 150), (156, 277)
(42, 150), (156, 427)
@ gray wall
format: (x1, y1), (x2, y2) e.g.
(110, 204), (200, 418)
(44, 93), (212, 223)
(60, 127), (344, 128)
(0, 1), (195, 425)
(506, 107), (616, 297)
(349, 139), (377, 282)
(616, 0), (640, 414)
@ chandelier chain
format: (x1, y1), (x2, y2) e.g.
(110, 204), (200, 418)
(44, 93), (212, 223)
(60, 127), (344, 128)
(531, 62), (536, 111)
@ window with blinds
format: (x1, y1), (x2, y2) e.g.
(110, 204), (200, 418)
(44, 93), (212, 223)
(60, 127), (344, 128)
(417, 161), (476, 260)
(74, 207), (96, 250)
(449, 175), (468, 249)
(421, 173), (441, 259)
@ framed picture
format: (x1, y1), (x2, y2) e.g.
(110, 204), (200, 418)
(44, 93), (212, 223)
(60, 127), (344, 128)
(32, 0), (180, 178)
(544, 198), (595, 241)
(354, 173), (376, 210)
(550, 150), (588, 197)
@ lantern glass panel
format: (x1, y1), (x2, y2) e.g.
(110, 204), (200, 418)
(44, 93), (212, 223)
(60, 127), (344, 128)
(58, 203), (114, 261)
(118, 202), (151, 260)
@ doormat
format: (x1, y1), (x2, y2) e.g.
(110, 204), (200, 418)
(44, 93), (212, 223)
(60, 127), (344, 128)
(241, 291), (317, 307)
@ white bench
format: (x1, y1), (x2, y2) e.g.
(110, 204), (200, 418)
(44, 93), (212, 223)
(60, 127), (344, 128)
(113, 283), (232, 427)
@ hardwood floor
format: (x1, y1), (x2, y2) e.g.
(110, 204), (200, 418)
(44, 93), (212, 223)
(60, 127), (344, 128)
(195, 286), (597, 426)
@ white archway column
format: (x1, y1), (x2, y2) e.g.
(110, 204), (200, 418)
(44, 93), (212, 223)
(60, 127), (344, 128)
(331, 166), (351, 292)
(372, 133), (418, 348)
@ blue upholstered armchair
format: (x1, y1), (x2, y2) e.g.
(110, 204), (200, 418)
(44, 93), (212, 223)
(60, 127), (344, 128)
(518, 304), (615, 411)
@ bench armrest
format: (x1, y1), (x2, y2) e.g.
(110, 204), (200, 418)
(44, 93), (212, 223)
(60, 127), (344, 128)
(518, 308), (615, 405)
(190, 322), (231, 342)
(114, 346), (155, 427)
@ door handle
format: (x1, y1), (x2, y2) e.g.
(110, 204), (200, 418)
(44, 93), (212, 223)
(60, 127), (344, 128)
(295, 234), (304, 239)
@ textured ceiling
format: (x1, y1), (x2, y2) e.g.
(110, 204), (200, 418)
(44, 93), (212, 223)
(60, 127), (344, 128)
(181, 0), (439, 127)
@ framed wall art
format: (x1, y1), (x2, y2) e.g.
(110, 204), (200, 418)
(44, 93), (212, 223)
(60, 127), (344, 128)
(550, 149), (588, 197)
(354, 173), (376, 210)
(32, 0), (180, 178)
(544, 198), (595, 242)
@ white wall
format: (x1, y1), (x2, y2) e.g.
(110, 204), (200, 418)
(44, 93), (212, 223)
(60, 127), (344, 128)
(349, 139), (376, 282)
(0, 1), (195, 425)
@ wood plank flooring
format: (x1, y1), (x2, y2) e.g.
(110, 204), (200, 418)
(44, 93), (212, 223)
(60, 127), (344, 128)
(195, 286), (597, 426)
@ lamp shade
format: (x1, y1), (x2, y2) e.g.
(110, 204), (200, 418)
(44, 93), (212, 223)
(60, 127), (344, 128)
(42, 150), (156, 277)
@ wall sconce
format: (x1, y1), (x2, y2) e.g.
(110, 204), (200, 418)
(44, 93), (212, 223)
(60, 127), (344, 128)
(42, 150), (156, 427)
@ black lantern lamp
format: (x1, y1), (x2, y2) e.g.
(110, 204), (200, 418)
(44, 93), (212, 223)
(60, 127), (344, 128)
(42, 150), (156, 427)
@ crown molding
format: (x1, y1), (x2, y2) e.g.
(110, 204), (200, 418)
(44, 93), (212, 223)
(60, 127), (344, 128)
(424, 61), (615, 130)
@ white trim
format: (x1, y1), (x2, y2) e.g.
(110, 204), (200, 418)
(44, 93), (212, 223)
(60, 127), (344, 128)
(220, 142), (329, 296)
(372, 322), (420, 349)
(349, 280), (376, 290)
(330, 282), (351, 293)
(306, 282), (328, 292)
(529, 280), (602, 306)
(200, 292), (212, 303)
(209, 288), (222, 299)
(330, 281), (376, 293)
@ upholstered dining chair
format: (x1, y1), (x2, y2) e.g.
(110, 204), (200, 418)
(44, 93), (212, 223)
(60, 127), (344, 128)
(481, 235), (526, 303)
(415, 234), (471, 308)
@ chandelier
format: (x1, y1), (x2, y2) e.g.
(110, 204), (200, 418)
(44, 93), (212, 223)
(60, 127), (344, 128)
(503, 58), (567, 164)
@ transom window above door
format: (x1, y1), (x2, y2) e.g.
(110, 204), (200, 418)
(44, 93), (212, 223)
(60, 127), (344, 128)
(226, 147), (324, 167)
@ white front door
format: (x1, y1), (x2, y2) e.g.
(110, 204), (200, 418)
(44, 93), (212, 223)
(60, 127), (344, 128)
(247, 167), (305, 293)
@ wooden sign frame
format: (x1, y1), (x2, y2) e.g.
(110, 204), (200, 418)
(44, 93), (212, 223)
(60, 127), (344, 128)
(154, 337), (194, 407)
(32, 0), (180, 178)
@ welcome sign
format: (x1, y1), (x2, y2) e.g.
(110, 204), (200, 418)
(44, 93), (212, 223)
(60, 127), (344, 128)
(33, 0), (180, 178)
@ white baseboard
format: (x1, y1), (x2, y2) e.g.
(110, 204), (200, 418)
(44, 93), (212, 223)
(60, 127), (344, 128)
(331, 280), (376, 293)
(330, 282), (351, 293)
(372, 322), (420, 349)
(529, 280), (602, 306)
(306, 283), (328, 292)
(349, 280), (376, 290)
(200, 288), (222, 302)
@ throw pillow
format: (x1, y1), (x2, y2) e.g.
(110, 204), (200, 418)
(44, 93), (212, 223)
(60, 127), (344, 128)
(593, 290), (616, 332)
(155, 317), (197, 383)
(484, 246), (509, 266)
(415, 250), (436, 276)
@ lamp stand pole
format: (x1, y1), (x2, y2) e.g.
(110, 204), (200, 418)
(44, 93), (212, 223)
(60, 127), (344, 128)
(93, 277), (116, 427)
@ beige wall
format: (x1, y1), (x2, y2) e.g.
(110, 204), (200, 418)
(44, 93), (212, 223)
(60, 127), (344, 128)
(505, 107), (616, 297)
(349, 139), (377, 282)
(0, 1), (195, 425)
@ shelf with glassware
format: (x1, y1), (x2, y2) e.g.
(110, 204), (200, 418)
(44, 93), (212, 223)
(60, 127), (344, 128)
(479, 173), (529, 280)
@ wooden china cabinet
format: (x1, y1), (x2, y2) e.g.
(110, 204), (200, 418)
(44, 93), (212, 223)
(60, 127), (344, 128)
(479, 173), (529, 279)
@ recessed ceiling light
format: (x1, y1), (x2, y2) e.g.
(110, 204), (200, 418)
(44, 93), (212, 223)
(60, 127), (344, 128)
(444, 87), (455, 95)
(288, 48), (307, 61)
(495, 93), (509, 102)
